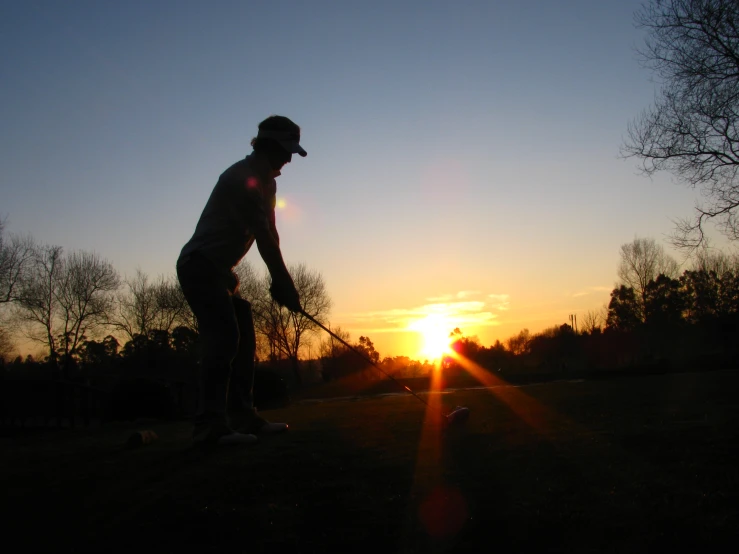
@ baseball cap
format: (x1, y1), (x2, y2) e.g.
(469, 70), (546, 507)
(257, 125), (307, 157)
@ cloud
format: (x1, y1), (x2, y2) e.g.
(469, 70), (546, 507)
(426, 294), (454, 302)
(425, 290), (481, 302)
(457, 290), (481, 299)
(571, 286), (612, 298)
(348, 290), (509, 333)
(487, 293), (510, 311)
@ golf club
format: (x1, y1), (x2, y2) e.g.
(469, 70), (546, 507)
(299, 309), (469, 426)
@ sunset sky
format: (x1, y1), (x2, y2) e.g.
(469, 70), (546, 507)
(1, 1), (731, 359)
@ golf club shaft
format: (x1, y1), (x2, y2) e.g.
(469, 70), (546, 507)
(300, 309), (430, 407)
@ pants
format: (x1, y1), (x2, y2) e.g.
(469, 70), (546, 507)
(177, 253), (256, 416)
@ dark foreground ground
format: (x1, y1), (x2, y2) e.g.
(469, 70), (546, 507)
(2, 369), (738, 553)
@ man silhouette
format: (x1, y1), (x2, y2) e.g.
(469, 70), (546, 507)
(177, 115), (305, 446)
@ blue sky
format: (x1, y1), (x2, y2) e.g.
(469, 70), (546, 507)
(1, 0), (729, 358)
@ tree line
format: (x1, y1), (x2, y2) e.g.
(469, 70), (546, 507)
(0, 219), (407, 388)
(446, 237), (739, 378)
(2, 219), (738, 388)
(0, 219), (337, 384)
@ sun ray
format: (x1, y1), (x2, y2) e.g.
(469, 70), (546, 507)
(401, 361), (459, 542)
(447, 351), (567, 437)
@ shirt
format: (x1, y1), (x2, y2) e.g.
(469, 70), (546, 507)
(178, 153), (276, 274)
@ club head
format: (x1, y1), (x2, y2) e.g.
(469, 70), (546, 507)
(445, 406), (470, 427)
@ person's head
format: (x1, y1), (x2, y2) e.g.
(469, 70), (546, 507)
(251, 115), (307, 171)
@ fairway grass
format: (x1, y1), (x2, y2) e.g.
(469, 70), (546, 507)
(2, 369), (738, 552)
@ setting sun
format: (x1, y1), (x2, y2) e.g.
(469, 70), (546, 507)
(410, 314), (454, 360)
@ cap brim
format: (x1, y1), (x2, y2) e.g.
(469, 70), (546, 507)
(287, 142), (307, 157)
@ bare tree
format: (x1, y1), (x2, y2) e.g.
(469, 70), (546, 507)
(0, 325), (15, 363)
(580, 309), (605, 335)
(233, 259), (262, 304)
(319, 325), (351, 359)
(16, 244), (64, 363)
(16, 246), (119, 368)
(151, 274), (190, 333)
(234, 259), (272, 360)
(0, 221), (35, 359)
(622, 0), (739, 249)
(618, 237), (679, 320)
(252, 263), (331, 385)
(0, 220), (35, 304)
(112, 269), (157, 341)
(691, 242), (739, 275)
(113, 270), (191, 341)
(54, 250), (120, 364)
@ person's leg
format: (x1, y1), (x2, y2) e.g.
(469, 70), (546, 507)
(228, 296), (257, 413)
(177, 257), (256, 445)
(228, 296), (288, 435)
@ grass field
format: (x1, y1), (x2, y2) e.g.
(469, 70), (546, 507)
(2, 369), (738, 553)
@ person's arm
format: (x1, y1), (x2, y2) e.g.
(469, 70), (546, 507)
(269, 206), (280, 246)
(253, 226), (301, 311)
(243, 179), (299, 311)
(253, 224), (290, 286)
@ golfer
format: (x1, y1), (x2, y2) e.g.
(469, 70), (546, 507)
(177, 115), (305, 446)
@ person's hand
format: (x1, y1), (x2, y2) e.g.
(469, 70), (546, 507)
(270, 279), (302, 313)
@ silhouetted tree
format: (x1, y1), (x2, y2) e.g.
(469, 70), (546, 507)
(336, 335), (381, 380)
(381, 355), (427, 378)
(319, 325), (350, 381)
(581, 308), (606, 335)
(719, 270), (739, 314)
(0, 324), (14, 362)
(692, 245), (739, 275)
(644, 274), (686, 326)
(449, 328), (481, 359)
(17, 245), (120, 374)
(112, 270), (191, 341)
(54, 251), (120, 371)
(607, 285), (641, 332)
(171, 325), (198, 358)
(112, 269), (155, 341)
(234, 259), (274, 360)
(623, 0), (739, 248)
(16, 244), (63, 365)
(151, 275), (190, 333)
(79, 335), (119, 371)
(355, 336), (380, 364)
(505, 328), (532, 356)
(682, 266), (739, 323)
(0, 220), (35, 304)
(529, 324), (579, 371)
(319, 325), (350, 359)
(251, 263), (331, 385)
(117, 328), (188, 380)
(121, 333), (150, 359)
(618, 237), (678, 320)
(475, 340), (511, 373)
(681, 269), (721, 323)
(233, 259), (262, 303)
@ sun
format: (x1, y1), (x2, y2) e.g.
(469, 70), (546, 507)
(410, 314), (454, 360)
